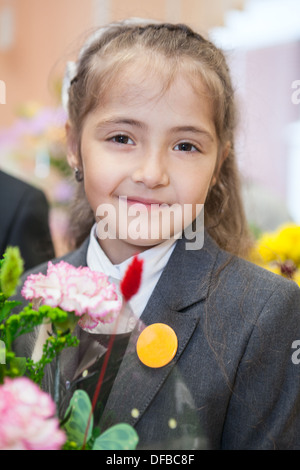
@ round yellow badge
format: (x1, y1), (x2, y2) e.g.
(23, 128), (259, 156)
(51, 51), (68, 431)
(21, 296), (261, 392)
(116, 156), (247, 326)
(136, 323), (178, 368)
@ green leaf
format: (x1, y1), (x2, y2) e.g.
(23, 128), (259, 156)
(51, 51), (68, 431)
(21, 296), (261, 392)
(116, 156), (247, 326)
(26, 332), (79, 385)
(0, 340), (6, 365)
(0, 247), (24, 297)
(9, 356), (27, 376)
(0, 301), (22, 323)
(0, 364), (5, 384)
(92, 423), (139, 450)
(63, 390), (93, 447)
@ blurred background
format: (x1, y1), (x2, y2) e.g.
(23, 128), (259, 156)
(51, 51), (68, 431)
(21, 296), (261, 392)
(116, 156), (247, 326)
(0, 0), (300, 257)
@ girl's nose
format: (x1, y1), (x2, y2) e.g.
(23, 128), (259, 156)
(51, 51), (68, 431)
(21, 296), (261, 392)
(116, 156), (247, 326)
(132, 152), (169, 188)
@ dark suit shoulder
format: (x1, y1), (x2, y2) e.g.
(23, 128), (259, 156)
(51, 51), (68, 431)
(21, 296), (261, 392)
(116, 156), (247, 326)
(18, 237), (90, 280)
(0, 170), (43, 192)
(0, 170), (45, 226)
(0, 170), (47, 208)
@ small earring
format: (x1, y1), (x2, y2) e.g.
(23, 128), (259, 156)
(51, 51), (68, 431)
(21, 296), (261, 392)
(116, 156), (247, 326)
(74, 167), (83, 182)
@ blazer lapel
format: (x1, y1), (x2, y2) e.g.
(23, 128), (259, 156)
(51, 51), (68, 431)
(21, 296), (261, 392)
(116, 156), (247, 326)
(29, 231), (219, 428)
(99, 232), (219, 430)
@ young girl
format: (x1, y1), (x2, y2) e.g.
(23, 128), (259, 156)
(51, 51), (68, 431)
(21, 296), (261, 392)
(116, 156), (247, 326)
(14, 19), (300, 450)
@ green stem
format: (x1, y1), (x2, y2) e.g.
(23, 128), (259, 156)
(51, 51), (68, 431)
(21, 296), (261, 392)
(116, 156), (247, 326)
(52, 323), (60, 415)
(54, 352), (61, 415)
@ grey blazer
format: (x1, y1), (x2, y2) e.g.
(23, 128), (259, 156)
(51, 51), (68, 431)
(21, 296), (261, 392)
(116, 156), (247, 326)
(13, 232), (300, 450)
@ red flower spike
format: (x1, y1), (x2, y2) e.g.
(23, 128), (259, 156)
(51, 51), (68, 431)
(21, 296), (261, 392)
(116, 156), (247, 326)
(120, 255), (144, 301)
(82, 255), (144, 449)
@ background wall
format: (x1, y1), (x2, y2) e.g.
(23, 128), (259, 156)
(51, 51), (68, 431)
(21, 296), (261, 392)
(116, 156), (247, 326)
(1, 0), (300, 256)
(0, 0), (246, 126)
(0, 0), (94, 126)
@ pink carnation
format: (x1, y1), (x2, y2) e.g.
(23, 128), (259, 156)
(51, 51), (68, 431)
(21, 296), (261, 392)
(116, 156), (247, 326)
(21, 261), (122, 329)
(0, 377), (66, 450)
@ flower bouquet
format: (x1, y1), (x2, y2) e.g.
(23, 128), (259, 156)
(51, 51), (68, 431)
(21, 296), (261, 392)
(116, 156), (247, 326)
(0, 247), (143, 450)
(249, 223), (300, 287)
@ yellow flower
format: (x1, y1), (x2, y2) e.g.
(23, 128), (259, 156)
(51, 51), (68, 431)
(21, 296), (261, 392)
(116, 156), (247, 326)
(274, 224), (300, 266)
(293, 270), (300, 288)
(253, 224), (300, 267)
(263, 263), (282, 276)
(254, 232), (279, 264)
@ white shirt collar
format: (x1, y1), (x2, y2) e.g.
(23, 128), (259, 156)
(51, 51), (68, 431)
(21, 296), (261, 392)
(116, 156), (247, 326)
(87, 223), (177, 320)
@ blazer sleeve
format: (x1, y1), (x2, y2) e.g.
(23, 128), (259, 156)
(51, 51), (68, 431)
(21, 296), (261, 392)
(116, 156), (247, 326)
(7, 186), (55, 271)
(221, 279), (300, 449)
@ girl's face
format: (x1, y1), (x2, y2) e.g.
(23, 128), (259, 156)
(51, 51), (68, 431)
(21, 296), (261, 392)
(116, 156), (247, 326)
(68, 63), (221, 263)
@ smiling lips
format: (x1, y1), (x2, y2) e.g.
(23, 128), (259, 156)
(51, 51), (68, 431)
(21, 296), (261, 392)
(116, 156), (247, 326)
(119, 196), (170, 208)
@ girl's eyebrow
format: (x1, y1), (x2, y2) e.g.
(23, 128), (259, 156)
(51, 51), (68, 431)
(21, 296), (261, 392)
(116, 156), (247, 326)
(170, 126), (214, 142)
(96, 118), (145, 129)
(96, 118), (214, 142)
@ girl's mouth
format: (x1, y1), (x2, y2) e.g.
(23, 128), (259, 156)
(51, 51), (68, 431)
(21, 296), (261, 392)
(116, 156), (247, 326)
(119, 196), (169, 209)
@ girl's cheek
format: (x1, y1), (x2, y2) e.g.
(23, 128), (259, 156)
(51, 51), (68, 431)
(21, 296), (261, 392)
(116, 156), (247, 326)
(183, 182), (209, 204)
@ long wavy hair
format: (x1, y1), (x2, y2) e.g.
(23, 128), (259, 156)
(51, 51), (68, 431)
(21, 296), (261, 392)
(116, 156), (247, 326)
(66, 20), (253, 257)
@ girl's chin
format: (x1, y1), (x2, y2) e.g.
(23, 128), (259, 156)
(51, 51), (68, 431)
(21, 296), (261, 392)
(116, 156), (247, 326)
(100, 235), (176, 253)
(125, 237), (172, 247)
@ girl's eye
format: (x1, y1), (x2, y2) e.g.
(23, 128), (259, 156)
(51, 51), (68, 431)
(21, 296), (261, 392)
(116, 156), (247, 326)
(110, 135), (134, 145)
(174, 142), (200, 153)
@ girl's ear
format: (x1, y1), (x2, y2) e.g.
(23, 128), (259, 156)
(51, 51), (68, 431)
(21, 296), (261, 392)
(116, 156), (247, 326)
(211, 141), (230, 187)
(65, 121), (81, 169)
